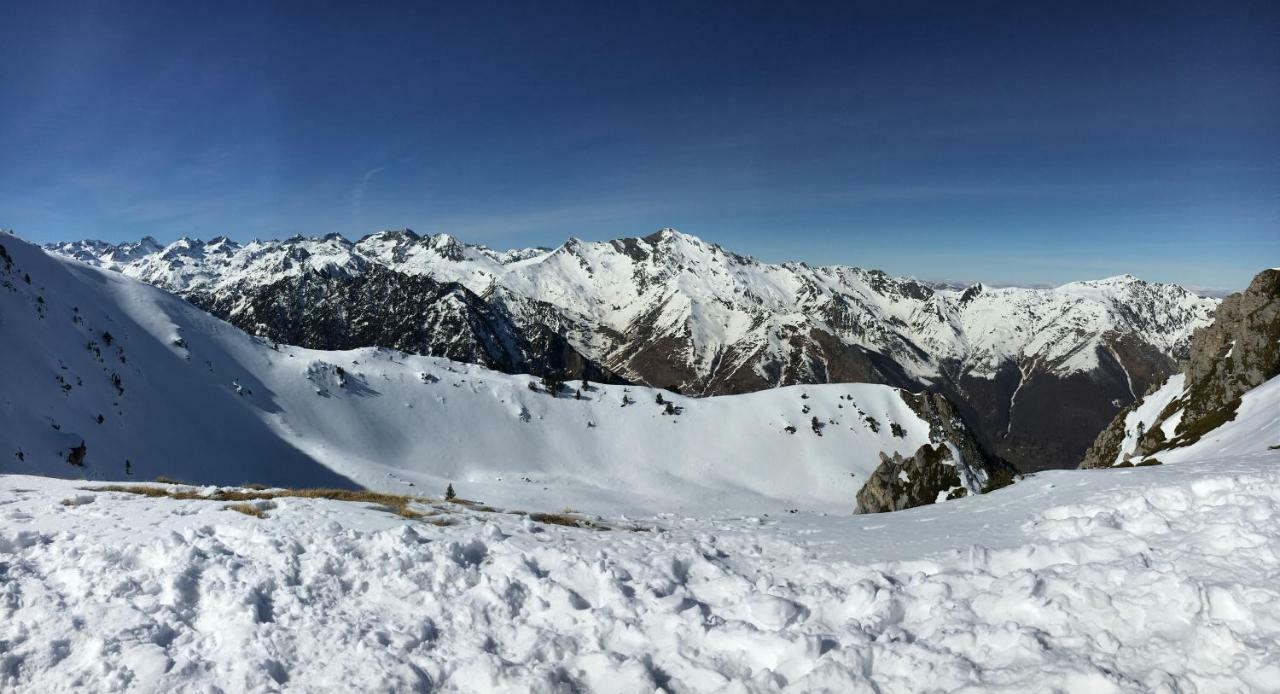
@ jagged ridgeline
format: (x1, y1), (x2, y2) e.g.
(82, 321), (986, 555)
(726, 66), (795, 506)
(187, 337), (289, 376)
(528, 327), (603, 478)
(1081, 268), (1280, 469)
(48, 228), (1218, 471)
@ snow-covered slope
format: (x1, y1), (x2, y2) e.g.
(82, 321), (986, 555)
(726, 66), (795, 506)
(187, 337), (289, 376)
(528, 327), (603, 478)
(4, 452), (1279, 692)
(3, 232), (993, 515)
(1100, 373), (1280, 465)
(48, 229), (1218, 470)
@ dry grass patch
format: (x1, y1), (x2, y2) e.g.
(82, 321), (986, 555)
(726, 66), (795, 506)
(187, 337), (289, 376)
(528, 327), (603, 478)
(59, 495), (95, 507)
(93, 484), (182, 498)
(226, 502), (269, 518)
(528, 512), (610, 531)
(88, 484), (430, 519)
(88, 483), (629, 529)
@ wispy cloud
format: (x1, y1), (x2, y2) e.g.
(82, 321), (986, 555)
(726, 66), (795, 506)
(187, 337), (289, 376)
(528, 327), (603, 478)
(351, 165), (388, 219)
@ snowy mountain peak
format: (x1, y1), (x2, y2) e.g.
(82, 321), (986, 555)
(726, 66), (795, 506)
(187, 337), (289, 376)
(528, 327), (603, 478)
(357, 228), (420, 243)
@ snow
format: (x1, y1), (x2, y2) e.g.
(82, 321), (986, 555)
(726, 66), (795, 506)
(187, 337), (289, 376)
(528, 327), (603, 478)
(1, 233), (946, 517)
(4, 452), (1280, 692)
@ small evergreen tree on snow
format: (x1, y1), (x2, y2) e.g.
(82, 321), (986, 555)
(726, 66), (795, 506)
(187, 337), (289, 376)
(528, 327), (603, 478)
(811, 416), (824, 435)
(655, 393), (665, 405)
(890, 422), (906, 438)
(445, 483), (456, 501)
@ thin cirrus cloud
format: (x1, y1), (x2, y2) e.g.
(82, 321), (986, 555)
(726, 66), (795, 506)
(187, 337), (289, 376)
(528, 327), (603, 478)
(351, 165), (388, 220)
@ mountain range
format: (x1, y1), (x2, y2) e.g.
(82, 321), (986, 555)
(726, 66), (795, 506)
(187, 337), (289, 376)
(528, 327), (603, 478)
(46, 228), (1219, 471)
(2, 230), (1005, 514)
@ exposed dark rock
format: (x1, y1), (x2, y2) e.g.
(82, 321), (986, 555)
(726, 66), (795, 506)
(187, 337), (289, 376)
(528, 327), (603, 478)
(856, 444), (963, 514)
(190, 267), (624, 384)
(67, 441), (87, 467)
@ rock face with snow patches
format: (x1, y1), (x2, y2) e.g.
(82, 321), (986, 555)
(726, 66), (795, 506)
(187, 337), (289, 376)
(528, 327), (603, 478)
(1080, 268), (1280, 469)
(3, 231), (1006, 514)
(187, 265), (621, 383)
(48, 228), (1217, 471)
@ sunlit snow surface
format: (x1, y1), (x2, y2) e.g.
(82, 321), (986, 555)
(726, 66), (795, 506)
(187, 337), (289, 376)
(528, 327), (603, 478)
(3, 453), (1279, 692)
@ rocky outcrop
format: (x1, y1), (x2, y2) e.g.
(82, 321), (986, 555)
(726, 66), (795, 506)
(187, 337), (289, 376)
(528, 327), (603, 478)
(856, 444), (965, 514)
(856, 390), (1018, 513)
(1179, 269), (1280, 424)
(190, 267), (624, 384)
(1081, 269), (1280, 468)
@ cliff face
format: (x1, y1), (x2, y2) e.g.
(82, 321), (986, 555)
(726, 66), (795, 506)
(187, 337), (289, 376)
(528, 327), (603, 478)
(1179, 269), (1280, 424)
(1081, 269), (1280, 469)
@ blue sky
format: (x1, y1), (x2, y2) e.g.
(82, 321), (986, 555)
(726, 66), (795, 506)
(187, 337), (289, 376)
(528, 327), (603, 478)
(1, 1), (1276, 288)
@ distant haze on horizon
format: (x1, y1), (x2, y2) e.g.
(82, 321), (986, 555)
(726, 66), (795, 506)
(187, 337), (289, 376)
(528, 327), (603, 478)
(2, 1), (1276, 290)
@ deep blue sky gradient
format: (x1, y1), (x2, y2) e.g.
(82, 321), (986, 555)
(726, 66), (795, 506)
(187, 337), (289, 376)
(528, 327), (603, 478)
(2, 1), (1276, 288)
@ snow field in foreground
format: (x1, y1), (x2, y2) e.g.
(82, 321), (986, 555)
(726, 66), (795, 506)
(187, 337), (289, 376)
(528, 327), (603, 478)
(3, 453), (1279, 693)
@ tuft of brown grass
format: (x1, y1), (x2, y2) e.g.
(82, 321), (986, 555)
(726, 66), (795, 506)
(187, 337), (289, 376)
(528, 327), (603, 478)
(529, 512), (609, 531)
(226, 502), (268, 518)
(154, 476), (186, 485)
